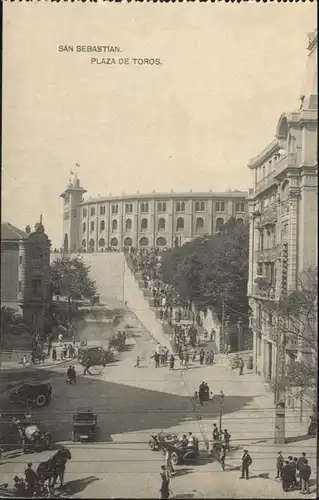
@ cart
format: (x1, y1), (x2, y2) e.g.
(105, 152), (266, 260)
(72, 407), (97, 442)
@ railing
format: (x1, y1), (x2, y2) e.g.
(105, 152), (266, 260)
(276, 152), (298, 176)
(255, 171), (276, 195)
(286, 337), (299, 351)
(260, 207), (277, 226)
(255, 246), (280, 261)
(252, 284), (276, 300)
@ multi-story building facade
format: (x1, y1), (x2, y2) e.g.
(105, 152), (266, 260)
(60, 176), (248, 253)
(1, 219), (52, 336)
(247, 29), (317, 382)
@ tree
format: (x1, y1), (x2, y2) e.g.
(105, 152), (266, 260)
(159, 218), (249, 322)
(50, 256), (97, 300)
(0, 306), (32, 350)
(263, 267), (317, 407)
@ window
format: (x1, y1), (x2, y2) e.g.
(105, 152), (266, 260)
(90, 207), (96, 216)
(216, 218), (224, 231)
(19, 281), (22, 293)
(176, 217), (184, 231)
(110, 237), (118, 247)
(156, 237), (167, 247)
(83, 222), (86, 233)
(195, 201), (205, 212)
(257, 263), (263, 275)
(112, 204), (118, 215)
(176, 201), (185, 212)
(83, 208), (87, 218)
(158, 202), (167, 212)
(90, 221), (95, 232)
(216, 202), (225, 212)
(100, 220), (105, 231)
(100, 205), (106, 215)
(196, 217), (204, 231)
(32, 246), (43, 267)
(82, 239), (86, 247)
(141, 218), (148, 231)
(124, 237), (132, 246)
(235, 202), (245, 212)
(89, 239), (95, 250)
(139, 237), (149, 247)
(125, 203), (133, 213)
(260, 230), (264, 250)
(19, 255), (22, 265)
(31, 279), (41, 296)
(112, 219), (118, 232)
(72, 209), (77, 218)
(158, 218), (166, 231)
(125, 219), (132, 231)
(99, 238), (105, 247)
(141, 202), (149, 213)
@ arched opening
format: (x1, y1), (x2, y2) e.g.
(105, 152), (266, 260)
(82, 239), (86, 248)
(63, 234), (68, 254)
(112, 219), (118, 232)
(216, 218), (224, 231)
(100, 220), (105, 231)
(110, 237), (118, 247)
(200, 201), (205, 211)
(174, 237), (180, 248)
(156, 237), (167, 247)
(158, 218), (166, 231)
(99, 238), (105, 247)
(90, 221), (94, 232)
(139, 237), (149, 247)
(125, 219), (132, 232)
(89, 239), (95, 252)
(181, 202), (185, 211)
(82, 222), (86, 234)
(196, 217), (204, 231)
(276, 114), (289, 140)
(237, 218), (244, 224)
(176, 217), (184, 231)
(141, 218), (148, 231)
(124, 237), (133, 247)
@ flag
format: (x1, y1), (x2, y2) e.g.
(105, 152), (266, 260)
(75, 163), (80, 167)
(70, 170), (74, 175)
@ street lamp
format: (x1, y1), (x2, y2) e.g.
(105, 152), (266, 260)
(274, 332), (287, 444)
(219, 390), (225, 433)
(237, 319), (243, 352)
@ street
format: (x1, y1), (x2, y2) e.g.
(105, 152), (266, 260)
(0, 310), (316, 498)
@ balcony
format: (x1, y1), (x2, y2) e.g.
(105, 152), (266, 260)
(255, 171), (276, 195)
(255, 247), (280, 262)
(275, 152), (298, 176)
(252, 283), (276, 300)
(260, 207), (277, 227)
(285, 337), (299, 351)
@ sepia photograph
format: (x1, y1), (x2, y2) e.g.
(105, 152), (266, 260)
(1, 2), (317, 499)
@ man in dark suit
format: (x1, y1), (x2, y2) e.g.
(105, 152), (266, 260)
(240, 449), (252, 479)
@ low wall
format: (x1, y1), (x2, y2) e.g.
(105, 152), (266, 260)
(123, 261), (173, 350)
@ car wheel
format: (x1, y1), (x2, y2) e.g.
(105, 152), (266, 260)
(171, 451), (179, 466)
(35, 394), (47, 408)
(149, 439), (156, 451)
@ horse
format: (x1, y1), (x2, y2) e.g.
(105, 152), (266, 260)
(37, 446), (72, 492)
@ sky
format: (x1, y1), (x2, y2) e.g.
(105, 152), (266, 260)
(2, 2), (316, 248)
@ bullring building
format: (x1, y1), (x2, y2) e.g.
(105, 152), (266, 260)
(60, 175), (248, 252)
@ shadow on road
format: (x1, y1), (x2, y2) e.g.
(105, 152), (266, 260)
(285, 434), (314, 444)
(0, 367), (255, 445)
(58, 475), (100, 497)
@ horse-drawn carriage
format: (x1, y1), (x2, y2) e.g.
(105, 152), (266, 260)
(109, 332), (126, 351)
(148, 431), (178, 451)
(72, 408), (97, 442)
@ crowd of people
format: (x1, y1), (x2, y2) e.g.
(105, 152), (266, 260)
(277, 451), (312, 494)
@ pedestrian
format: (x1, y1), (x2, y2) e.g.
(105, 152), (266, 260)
(223, 429), (231, 451)
(24, 462), (38, 497)
(164, 448), (175, 477)
(22, 355), (27, 367)
(297, 452), (308, 472)
(169, 354), (175, 370)
(184, 352), (189, 369)
(276, 451), (284, 478)
(71, 366), (76, 383)
(288, 455), (298, 489)
(240, 449), (252, 480)
(134, 356), (140, 368)
(83, 359), (93, 375)
(155, 352), (160, 368)
(160, 465), (170, 500)
(281, 460), (292, 491)
(199, 349), (205, 365)
(239, 357), (244, 375)
(52, 347), (57, 361)
(212, 423), (219, 441)
(220, 443), (226, 470)
(58, 333), (63, 346)
(300, 462), (311, 494)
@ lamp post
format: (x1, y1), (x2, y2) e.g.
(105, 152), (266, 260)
(237, 319), (243, 352)
(219, 390), (225, 434)
(274, 332), (287, 444)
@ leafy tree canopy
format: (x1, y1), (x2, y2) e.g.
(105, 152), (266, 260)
(50, 256), (97, 300)
(159, 218), (249, 322)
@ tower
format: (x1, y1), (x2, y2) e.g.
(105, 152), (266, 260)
(60, 173), (87, 254)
